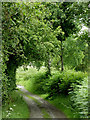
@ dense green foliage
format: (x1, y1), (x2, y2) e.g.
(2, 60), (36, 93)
(63, 31), (88, 70)
(2, 2), (88, 119)
(17, 67), (87, 95)
(44, 70), (87, 97)
(2, 2), (88, 96)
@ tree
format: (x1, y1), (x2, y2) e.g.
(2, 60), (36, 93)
(41, 2), (79, 71)
(2, 2), (57, 99)
(44, 2), (88, 71)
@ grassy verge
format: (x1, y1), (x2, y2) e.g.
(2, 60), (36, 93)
(40, 94), (80, 119)
(2, 90), (30, 118)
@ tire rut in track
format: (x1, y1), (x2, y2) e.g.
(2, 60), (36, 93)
(17, 85), (68, 120)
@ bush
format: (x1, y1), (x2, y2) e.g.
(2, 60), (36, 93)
(69, 77), (88, 118)
(44, 70), (87, 97)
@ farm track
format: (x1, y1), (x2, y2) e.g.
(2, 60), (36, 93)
(17, 85), (68, 120)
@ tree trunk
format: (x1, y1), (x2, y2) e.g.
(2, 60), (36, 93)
(5, 55), (18, 91)
(47, 58), (51, 75)
(56, 59), (60, 70)
(46, 52), (51, 76)
(61, 40), (64, 71)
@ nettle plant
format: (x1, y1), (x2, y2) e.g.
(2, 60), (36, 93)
(69, 77), (88, 118)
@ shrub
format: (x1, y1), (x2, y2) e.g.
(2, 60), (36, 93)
(44, 70), (87, 97)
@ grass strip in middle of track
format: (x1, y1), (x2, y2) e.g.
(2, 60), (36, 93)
(18, 89), (51, 118)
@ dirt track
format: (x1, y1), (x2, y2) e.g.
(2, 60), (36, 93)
(17, 85), (68, 120)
